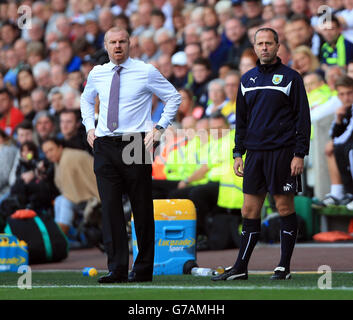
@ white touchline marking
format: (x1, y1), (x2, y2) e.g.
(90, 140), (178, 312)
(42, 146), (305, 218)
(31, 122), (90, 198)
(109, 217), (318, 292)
(0, 285), (353, 291)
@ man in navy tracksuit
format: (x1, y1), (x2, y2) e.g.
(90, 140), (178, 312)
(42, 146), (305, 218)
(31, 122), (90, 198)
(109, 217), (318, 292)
(213, 28), (311, 281)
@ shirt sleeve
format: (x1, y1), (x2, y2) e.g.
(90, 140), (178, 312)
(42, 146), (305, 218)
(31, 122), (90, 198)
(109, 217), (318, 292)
(80, 68), (98, 133)
(234, 82), (248, 156)
(290, 74), (311, 155)
(146, 65), (181, 129)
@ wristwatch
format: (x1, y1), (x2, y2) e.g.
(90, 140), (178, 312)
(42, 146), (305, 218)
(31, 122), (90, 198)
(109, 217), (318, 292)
(294, 153), (305, 158)
(155, 125), (165, 132)
(233, 152), (243, 159)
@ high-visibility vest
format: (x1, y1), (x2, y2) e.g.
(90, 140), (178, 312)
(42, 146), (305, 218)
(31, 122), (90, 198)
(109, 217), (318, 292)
(207, 129), (235, 182)
(307, 84), (332, 111)
(217, 162), (244, 209)
(152, 137), (187, 180)
(164, 136), (208, 185)
(321, 35), (346, 67)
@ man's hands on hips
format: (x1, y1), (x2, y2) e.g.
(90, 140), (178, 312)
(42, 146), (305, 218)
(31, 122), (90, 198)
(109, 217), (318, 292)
(291, 156), (304, 176)
(87, 129), (96, 148)
(233, 157), (244, 177)
(144, 127), (162, 152)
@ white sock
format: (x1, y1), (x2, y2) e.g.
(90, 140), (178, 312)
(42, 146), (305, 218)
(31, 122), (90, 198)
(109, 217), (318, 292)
(330, 184), (344, 200)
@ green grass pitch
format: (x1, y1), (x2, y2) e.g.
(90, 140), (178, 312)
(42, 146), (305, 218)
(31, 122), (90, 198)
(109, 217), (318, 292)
(0, 271), (352, 300)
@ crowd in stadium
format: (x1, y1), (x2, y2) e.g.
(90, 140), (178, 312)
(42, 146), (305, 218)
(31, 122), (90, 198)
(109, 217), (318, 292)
(1, 0), (353, 249)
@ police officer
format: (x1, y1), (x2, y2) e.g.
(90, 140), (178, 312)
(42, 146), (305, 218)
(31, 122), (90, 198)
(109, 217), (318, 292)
(212, 28), (311, 281)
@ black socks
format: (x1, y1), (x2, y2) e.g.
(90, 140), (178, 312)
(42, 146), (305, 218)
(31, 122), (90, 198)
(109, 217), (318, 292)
(278, 212), (298, 271)
(233, 218), (261, 272)
(233, 213), (298, 273)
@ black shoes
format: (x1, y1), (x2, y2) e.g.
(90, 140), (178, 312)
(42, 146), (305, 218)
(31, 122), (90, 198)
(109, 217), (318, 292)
(98, 271), (128, 284)
(270, 267), (291, 280)
(211, 267), (248, 281)
(128, 270), (153, 283)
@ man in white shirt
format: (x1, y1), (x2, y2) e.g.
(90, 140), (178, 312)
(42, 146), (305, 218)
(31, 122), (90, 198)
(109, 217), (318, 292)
(80, 27), (181, 283)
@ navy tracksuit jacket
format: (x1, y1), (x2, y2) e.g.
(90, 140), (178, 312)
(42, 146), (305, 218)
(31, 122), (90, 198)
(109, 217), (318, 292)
(234, 58), (311, 157)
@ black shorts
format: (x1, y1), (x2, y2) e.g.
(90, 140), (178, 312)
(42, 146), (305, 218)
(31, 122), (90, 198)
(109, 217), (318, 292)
(243, 147), (302, 195)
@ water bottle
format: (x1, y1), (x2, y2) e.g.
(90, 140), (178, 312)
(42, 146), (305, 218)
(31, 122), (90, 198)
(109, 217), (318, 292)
(191, 267), (216, 276)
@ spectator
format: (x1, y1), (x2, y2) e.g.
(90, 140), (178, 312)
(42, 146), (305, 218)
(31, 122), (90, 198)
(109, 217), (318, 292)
(336, 0), (353, 43)
(157, 54), (174, 82)
(58, 109), (91, 153)
(225, 17), (252, 68)
(151, 8), (166, 31)
(222, 70), (240, 127)
(32, 111), (57, 156)
(246, 18), (264, 45)
(9, 141), (57, 213)
(187, 57), (214, 113)
(185, 43), (202, 70)
(277, 41), (292, 66)
(139, 29), (161, 63)
(41, 137), (99, 234)
(239, 48), (258, 75)
(8, 119), (36, 188)
(0, 21), (19, 49)
(0, 88), (24, 136)
(205, 78), (228, 117)
(50, 64), (69, 90)
(200, 26), (230, 76)
(285, 14), (323, 56)
(16, 67), (37, 100)
(0, 129), (17, 202)
(218, 62), (237, 79)
(291, 45), (321, 76)
(323, 76), (353, 207)
(290, 0), (309, 16)
(203, 6), (220, 29)
(171, 51), (189, 89)
(67, 70), (84, 92)
(56, 38), (82, 73)
(270, 16), (287, 43)
(215, 1), (234, 28)
(172, 9), (186, 48)
(320, 15), (353, 68)
(19, 95), (36, 122)
(26, 41), (46, 68)
(242, 0), (263, 25)
(183, 23), (202, 47)
(55, 14), (71, 39)
(28, 17), (45, 43)
(326, 65), (346, 92)
(176, 88), (195, 122)
(13, 39), (28, 65)
(48, 87), (65, 127)
(98, 7), (114, 34)
(262, 4), (275, 22)
(303, 72), (333, 111)
(272, 0), (291, 18)
(31, 87), (50, 113)
(32, 61), (52, 90)
(155, 27), (179, 57)
(3, 47), (21, 92)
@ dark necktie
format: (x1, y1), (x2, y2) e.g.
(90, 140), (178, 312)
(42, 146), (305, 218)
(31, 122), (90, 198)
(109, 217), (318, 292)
(107, 65), (122, 132)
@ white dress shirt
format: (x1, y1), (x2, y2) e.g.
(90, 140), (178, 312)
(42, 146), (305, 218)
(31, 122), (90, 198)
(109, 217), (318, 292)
(80, 57), (181, 137)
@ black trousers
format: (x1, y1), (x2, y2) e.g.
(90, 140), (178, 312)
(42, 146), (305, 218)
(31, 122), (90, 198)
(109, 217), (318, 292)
(93, 134), (154, 276)
(334, 141), (353, 194)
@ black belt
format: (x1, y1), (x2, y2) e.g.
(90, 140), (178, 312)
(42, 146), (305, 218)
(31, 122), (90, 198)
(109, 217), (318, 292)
(98, 132), (146, 142)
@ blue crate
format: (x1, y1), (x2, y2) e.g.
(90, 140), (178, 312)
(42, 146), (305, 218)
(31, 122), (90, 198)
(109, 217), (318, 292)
(0, 234), (28, 272)
(131, 199), (197, 275)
